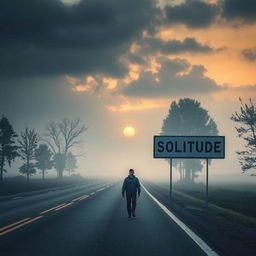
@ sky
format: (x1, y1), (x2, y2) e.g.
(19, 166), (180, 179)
(1, 0), (256, 182)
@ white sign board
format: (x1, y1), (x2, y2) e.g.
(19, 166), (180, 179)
(154, 136), (225, 159)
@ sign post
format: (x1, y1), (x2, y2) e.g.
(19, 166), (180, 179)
(206, 158), (209, 207)
(153, 136), (225, 206)
(170, 158), (172, 204)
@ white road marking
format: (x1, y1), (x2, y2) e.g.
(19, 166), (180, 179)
(141, 184), (219, 256)
(11, 196), (23, 200)
(96, 187), (105, 192)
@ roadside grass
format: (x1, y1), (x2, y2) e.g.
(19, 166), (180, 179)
(0, 174), (87, 196)
(172, 189), (256, 228)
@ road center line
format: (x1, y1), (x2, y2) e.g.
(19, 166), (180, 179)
(72, 196), (83, 202)
(141, 183), (219, 256)
(54, 202), (73, 211)
(96, 187), (105, 192)
(0, 216), (43, 236)
(72, 194), (90, 202)
(0, 218), (30, 232)
(40, 203), (66, 214)
(79, 195), (89, 200)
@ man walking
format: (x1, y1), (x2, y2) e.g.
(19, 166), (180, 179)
(122, 169), (141, 218)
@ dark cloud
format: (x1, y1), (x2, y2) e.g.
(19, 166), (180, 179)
(242, 48), (256, 62)
(163, 0), (219, 28)
(163, 0), (256, 28)
(222, 0), (256, 23)
(0, 0), (158, 78)
(126, 53), (146, 65)
(122, 37), (214, 68)
(1, 0), (253, 81)
(122, 58), (222, 98)
(140, 37), (213, 55)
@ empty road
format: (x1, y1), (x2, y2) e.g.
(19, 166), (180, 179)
(0, 181), (214, 256)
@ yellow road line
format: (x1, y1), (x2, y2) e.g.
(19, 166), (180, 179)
(72, 197), (82, 202)
(54, 202), (73, 211)
(0, 216), (43, 236)
(40, 203), (66, 214)
(79, 195), (89, 201)
(72, 194), (89, 202)
(0, 218), (30, 232)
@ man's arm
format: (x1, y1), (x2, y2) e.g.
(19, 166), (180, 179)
(137, 178), (141, 196)
(121, 178), (126, 197)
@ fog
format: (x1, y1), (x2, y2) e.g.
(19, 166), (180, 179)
(1, 77), (254, 185)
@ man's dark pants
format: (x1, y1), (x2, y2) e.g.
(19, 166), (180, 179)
(126, 193), (137, 216)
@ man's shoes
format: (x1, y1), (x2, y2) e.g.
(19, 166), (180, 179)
(128, 215), (131, 218)
(132, 213), (136, 218)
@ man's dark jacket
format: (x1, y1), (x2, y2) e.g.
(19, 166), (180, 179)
(122, 175), (141, 196)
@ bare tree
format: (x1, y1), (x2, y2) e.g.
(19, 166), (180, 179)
(231, 98), (256, 175)
(65, 152), (77, 176)
(18, 127), (39, 183)
(43, 118), (86, 178)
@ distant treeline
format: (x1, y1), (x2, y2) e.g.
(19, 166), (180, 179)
(0, 117), (87, 183)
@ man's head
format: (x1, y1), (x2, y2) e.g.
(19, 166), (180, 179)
(129, 169), (135, 176)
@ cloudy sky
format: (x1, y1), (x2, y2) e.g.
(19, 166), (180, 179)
(1, 0), (256, 182)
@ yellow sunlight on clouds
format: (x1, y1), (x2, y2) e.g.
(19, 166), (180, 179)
(103, 77), (118, 90)
(106, 99), (170, 112)
(156, 24), (256, 86)
(72, 85), (90, 92)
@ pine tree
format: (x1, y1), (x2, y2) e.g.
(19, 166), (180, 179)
(0, 116), (19, 182)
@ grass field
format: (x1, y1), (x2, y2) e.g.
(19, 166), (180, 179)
(0, 175), (89, 196)
(156, 181), (256, 228)
(176, 182), (256, 218)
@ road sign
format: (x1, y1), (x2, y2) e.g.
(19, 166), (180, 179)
(154, 136), (225, 159)
(153, 135), (225, 207)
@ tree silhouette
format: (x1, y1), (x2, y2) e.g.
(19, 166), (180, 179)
(231, 98), (256, 175)
(19, 163), (36, 178)
(0, 116), (19, 182)
(53, 153), (66, 178)
(43, 118), (86, 178)
(18, 127), (39, 183)
(35, 144), (53, 179)
(65, 152), (77, 176)
(161, 98), (218, 183)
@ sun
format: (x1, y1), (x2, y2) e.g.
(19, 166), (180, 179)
(123, 126), (135, 138)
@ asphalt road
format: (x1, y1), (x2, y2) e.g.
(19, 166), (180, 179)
(0, 181), (208, 256)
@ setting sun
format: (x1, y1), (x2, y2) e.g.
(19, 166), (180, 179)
(123, 126), (135, 138)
